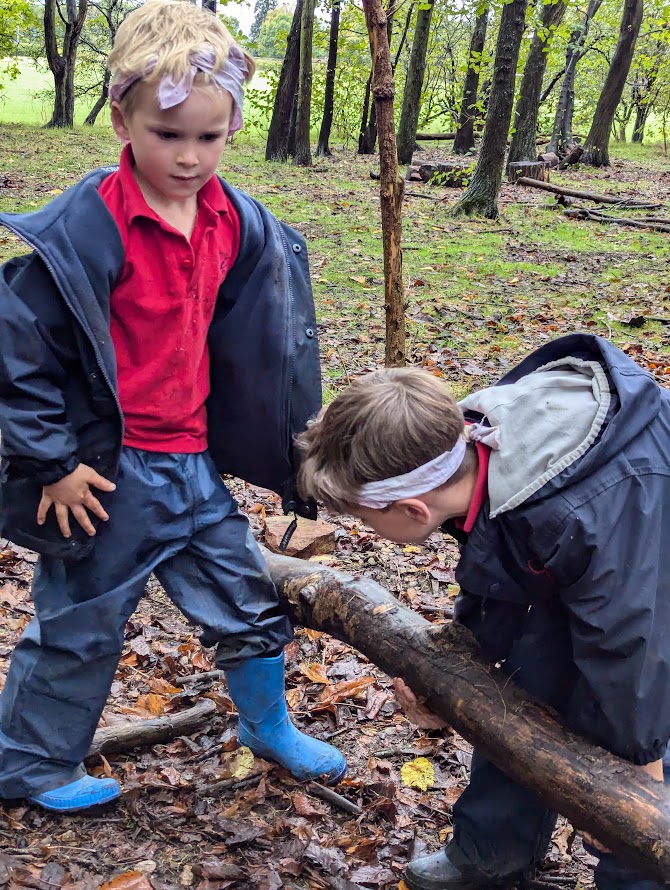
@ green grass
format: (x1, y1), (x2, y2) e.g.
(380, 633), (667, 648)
(1, 120), (670, 400)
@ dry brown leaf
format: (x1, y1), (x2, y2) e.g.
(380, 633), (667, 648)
(315, 676), (376, 708)
(291, 792), (328, 817)
(99, 872), (153, 890)
(298, 662), (331, 684)
(135, 693), (168, 716)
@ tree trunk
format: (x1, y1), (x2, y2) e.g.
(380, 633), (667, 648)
(451, 0), (529, 219)
(582, 0), (644, 166)
(452, 6), (489, 156)
(316, 0), (341, 157)
(396, 0), (435, 166)
(548, 0), (604, 154)
(507, 0), (567, 167)
(632, 102), (649, 143)
(359, 5), (396, 156)
(84, 68), (110, 126)
(265, 549), (670, 884)
(293, 0), (315, 166)
(362, 0), (405, 367)
(44, 0), (89, 128)
(265, 0), (303, 161)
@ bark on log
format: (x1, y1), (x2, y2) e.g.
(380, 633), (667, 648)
(264, 549), (670, 883)
(414, 163), (469, 187)
(508, 161), (547, 183)
(87, 700), (216, 757)
(415, 133), (456, 140)
(538, 152), (560, 168)
(515, 176), (658, 207)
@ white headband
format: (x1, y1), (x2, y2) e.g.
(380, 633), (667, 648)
(355, 435), (467, 510)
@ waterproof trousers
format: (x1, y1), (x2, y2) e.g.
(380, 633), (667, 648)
(0, 449), (292, 798)
(446, 595), (665, 890)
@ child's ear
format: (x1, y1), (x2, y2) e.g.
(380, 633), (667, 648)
(397, 498), (432, 525)
(110, 101), (131, 143)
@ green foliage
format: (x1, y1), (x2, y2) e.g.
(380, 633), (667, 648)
(0, 0), (39, 90)
(256, 5), (294, 58)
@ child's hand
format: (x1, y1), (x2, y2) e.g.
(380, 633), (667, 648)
(392, 677), (450, 730)
(37, 464), (116, 538)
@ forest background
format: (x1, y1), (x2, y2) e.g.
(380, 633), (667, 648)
(2, 0), (670, 887)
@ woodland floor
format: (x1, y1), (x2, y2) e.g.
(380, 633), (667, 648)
(1, 126), (670, 890)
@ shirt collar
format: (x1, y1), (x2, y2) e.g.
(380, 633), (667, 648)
(117, 144), (229, 227)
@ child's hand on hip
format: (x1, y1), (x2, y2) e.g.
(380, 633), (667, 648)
(37, 464), (117, 538)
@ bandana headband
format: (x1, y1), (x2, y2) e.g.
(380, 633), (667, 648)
(353, 423), (501, 510)
(109, 44), (248, 136)
(355, 436), (467, 510)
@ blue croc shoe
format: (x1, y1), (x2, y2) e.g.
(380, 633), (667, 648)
(225, 652), (347, 785)
(29, 774), (121, 812)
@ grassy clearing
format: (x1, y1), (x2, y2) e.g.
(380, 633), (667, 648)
(1, 122), (670, 403)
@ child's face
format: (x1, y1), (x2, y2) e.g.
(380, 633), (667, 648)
(111, 80), (234, 205)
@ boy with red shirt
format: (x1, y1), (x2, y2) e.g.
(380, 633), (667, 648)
(0, 0), (344, 813)
(297, 337), (670, 890)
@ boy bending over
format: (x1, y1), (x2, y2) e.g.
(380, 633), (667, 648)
(0, 0), (345, 813)
(298, 334), (668, 890)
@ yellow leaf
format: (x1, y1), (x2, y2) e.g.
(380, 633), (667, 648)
(400, 757), (435, 791)
(403, 545), (422, 554)
(350, 275), (367, 284)
(230, 746), (255, 779)
(49, 188), (63, 195)
(299, 662), (331, 684)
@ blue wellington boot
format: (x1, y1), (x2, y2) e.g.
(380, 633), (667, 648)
(29, 768), (121, 813)
(225, 652), (347, 784)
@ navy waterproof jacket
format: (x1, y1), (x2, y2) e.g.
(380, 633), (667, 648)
(0, 168), (321, 560)
(445, 334), (670, 765)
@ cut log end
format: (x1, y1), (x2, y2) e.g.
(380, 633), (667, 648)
(508, 161), (548, 183)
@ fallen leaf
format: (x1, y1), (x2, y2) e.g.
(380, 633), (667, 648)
(314, 676), (377, 709)
(291, 792), (328, 817)
(401, 757), (435, 791)
(135, 693), (168, 716)
(100, 872), (153, 890)
(230, 746), (255, 779)
(299, 662), (331, 684)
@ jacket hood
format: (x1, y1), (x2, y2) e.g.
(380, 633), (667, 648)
(460, 334), (661, 516)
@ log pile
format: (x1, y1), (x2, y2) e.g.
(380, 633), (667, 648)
(406, 162), (470, 187)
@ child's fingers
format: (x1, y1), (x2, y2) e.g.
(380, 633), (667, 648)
(83, 493), (109, 522)
(36, 493), (53, 526)
(86, 469), (116, 492)
(54, 503), (72, 538)
(71, 504), (97, 536)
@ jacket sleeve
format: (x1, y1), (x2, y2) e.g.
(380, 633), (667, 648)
(0, 254), (80, 484)
(542, 477), (670, 764)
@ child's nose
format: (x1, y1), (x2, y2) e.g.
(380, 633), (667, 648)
(177, 147), (198, 166)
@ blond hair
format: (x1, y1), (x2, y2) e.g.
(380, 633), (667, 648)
(297, 368), (470, 513)
(108, 0), (255, 105)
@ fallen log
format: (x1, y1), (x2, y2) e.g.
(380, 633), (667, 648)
(415, 162), (470, 187)
(87, 699), (216, 757)
(564, 207), (670, 233)
(515, 176), (661, 208)
(415, 132), (456, 140)
(264, 548), (670, 884)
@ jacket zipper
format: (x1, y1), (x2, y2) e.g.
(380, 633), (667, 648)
(276, 221), (296, 471)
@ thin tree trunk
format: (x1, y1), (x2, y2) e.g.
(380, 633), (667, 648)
(548, 0), (604, 153)
(362, 0), (405, 367)
(451, 0), (529, 218)
(508, 0), (567, 167)
(84, 68), (110, 125)
(44, 0), (89, 128)
(265, 549), (670, 884)
(316, 0), (341, 156)
(293, 0), (315, 165)
(582, 0), (644, 166)
(265, 0), (303, 160)
(359, 4), (397, 155)
(396, 0), (435, 165)
(452, 6), (489, 155)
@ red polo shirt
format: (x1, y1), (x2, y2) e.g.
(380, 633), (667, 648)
(99, 145), (240, 452)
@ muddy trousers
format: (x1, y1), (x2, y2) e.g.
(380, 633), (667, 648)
(0, 449), (292, 799)
(446, 596), (664, 890)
